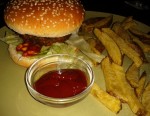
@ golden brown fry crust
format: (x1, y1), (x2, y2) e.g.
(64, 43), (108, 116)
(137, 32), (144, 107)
(102, 28), (143, 67)
(91, 83), (121, 113)
(126, 63), (140, 88)
(94, 28), (122, 65)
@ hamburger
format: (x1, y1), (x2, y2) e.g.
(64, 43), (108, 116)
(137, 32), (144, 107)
(4, 0), (85, 67)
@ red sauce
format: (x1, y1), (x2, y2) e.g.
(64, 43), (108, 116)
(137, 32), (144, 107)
(34, 69), (88, 98)
(16, 42), (42, 56)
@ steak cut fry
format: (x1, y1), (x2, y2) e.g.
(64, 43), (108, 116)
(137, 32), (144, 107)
(93, 15), (113, 28)
(112, 22), (132, 43)
(94, 28), (122, 65)
(129, 27), (150, 40)
(142, 82), (150, 116)
(80, 15), (113, 34)
(135, 71), (146, 99)
(121, 16), (137, 30)
(101, 57), (146, 115)
(111, 62), (145, 116)
(126, 63), (140, 88)
(102, 28), (143, 67)
(101, 57), (128, 102)
(131, 34), (150, 53)
(91, 83), (121, 113)
(112, 22), (148, 63)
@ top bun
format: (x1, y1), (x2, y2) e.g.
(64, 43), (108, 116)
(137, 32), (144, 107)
(4, 0), (85, 37)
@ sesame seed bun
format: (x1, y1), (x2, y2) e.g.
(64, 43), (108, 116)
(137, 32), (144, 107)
(4, 0), (85, 37)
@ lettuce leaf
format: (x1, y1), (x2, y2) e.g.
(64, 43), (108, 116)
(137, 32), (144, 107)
(0, 26), (105, 66)
(0, 26), (22, 45)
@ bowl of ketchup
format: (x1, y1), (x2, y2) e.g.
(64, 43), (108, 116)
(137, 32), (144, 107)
(25, 54), (94, 106)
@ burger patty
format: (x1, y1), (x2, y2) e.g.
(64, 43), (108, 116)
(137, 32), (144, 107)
(19, 34), (71, 46)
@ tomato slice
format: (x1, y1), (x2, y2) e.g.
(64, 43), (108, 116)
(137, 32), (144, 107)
(16, 42), (42, 57)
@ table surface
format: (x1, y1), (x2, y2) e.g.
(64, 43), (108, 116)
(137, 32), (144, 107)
(0, 0), (150, 27)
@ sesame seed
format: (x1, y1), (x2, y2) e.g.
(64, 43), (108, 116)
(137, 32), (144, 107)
(47, 26), (50, 28)
(21, 16), (25, 19)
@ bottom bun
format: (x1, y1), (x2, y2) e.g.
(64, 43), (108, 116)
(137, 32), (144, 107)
(8, 44), (38, 67)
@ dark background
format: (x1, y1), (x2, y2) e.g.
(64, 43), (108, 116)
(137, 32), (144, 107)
(81, 0), (150, 26)
(0, 0), (150, 27)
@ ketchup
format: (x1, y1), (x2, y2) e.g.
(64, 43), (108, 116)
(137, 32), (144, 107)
(16, 42), (41, 56)
(34, 69), (88, 98)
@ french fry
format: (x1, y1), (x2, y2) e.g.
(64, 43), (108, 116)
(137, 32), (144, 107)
(111, 62), (146, 115)
(131, 34), (150, 53)
(129, 41), (148, 63)
(112, 22), (147, 63)
(138, 38), (150, 45)
(91, 83), (121, 113)
(122, 16), (133, 24)
(93, 15), (113, 28)
(129, 28), (150, 44)
(85, 37), (105, 54)
(142, 82), (150, 116)
(79, 15), (113, 34)
(135, 71), (146, 99)
(129, 27), (150, 40)
(94, 28), (122, 65)
(102, 28), (143, 67)
(101, 56), (145, 115)
(79, 16), (111, 55)
(126, 63), (140, 88)
(86, 38), (101, 55)
(112, 22), (132, 43)
(121, 16), (137, 30)
(101, 57), (128, 102)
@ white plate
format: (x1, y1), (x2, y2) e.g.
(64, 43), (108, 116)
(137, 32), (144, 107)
(0, 11), (150, 116)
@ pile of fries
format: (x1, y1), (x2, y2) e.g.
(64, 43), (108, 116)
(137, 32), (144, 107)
(80, 15), (150, 115)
